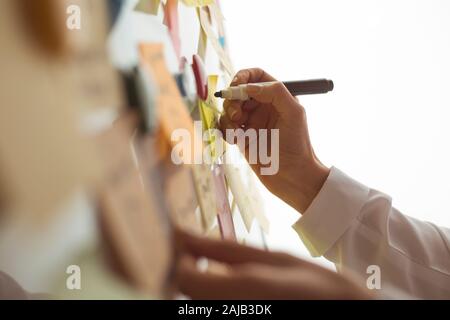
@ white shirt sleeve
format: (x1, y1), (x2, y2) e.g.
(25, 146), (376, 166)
(293, 167), (450, 299)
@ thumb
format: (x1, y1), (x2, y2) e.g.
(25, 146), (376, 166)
(246, 81), (295, 113)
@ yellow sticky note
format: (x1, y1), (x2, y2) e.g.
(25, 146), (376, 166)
(192, 164), (217, 231)
(199, 75), (223, 161)
(200, 75), (219, 128)
(197, 22), (207, 60)
(135, 0), (161, 15)
(182, 0), (214, 7)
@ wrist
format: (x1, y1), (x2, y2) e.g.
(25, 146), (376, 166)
(291, 157), (330, 214)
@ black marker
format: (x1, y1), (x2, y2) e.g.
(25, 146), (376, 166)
(214, 79), (334, 100)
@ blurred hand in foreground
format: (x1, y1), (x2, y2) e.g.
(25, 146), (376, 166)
(175, 231), (372, 300)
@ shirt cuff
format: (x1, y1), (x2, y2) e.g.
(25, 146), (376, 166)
(292, 167), (370, 257)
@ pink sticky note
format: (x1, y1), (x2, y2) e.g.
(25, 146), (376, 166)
(192, 54), (208, 100)
(163, 0), (181, 64)
(212, 164), (236, 241)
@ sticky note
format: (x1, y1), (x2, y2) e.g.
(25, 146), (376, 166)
(191, 164), (217, 231)
(224, 147), (270, 233)
(224, 164), (255, 232)
(163, 0), (181, 64)
(209, 2), (226, 47)
(197, 24), (207, 60)
(212, 164), (236, 241)
(182, 0), (214, 7)
(199, 75), (223, 162)
(139, 43), (195, 144)
(192, 54), (208, 100)
(198, 7), (234, 77)
(138, 129), (201, 235)
(135, 134), (172, 231)
(162, 156), (202, 234)
(134, 0), (160, 15)
(96, 113), (171, 295)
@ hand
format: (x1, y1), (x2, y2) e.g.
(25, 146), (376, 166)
(175, 231), (373, 300)
(220, 68), (330, 213)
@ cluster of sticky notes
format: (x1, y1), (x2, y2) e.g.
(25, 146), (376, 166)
(132, 0), (270, 242)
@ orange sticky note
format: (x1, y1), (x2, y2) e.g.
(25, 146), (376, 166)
(139, 43), (194, 143)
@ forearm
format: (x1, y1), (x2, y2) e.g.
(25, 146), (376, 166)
(293, 167), (450, 299)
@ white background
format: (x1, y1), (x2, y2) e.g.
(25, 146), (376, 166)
(221, 0), (450, 265)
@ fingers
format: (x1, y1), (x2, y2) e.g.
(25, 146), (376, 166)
(219, 113), (238, 139)
(223, 68), (275, 124)
(176, 256), (282, 299)
(176, 255), (251, 299)
(246, 81), (297, 114)
(177, 230), (302, 267)
(231, 68), (276, 86)
(223, 99), (242, 122)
